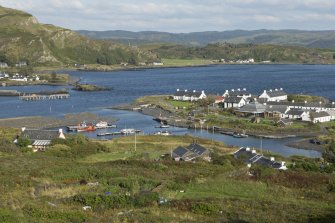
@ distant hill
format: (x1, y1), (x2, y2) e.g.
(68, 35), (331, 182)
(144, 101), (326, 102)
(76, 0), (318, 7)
(77, 30), (335, 48)
(151, 43), (335, 64)
(0, 6), (155, 66)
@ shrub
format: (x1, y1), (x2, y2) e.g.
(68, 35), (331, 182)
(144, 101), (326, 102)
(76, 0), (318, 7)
(191, 202), (220, 215)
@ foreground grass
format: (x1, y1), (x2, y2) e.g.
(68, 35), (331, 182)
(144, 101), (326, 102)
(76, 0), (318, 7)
(0, 134), (334, 222)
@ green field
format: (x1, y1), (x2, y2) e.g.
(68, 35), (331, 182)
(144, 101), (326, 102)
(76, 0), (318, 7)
(161, 58), (214, 66)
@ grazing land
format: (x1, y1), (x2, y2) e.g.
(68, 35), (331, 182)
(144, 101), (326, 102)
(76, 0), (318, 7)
(0, 131), (334, 222)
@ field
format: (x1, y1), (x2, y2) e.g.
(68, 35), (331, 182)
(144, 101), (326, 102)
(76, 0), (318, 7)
(0, 132), (334, 222)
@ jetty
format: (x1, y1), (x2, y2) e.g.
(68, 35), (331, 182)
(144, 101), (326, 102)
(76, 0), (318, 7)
(19, 94), (69, 101)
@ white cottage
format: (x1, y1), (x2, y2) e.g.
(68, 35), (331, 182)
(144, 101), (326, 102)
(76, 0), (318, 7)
(259, 88), (287, 102)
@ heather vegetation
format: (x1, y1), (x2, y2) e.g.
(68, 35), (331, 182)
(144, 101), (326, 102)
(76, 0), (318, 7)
(0, 127), (334, 222)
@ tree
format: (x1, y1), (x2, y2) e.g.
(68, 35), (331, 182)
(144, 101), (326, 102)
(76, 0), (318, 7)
(17, 137), (31, 148)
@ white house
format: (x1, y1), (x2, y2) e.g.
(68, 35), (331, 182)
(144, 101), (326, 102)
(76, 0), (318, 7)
(20, 127), (66, 152)
(223, 96), (247, 108)
(173, 89), (206, 102)
(223, 88), (251, 100)
(283, 109), (309, 120)
(259, 88), (287, 102)
(311, 111), (332, 123)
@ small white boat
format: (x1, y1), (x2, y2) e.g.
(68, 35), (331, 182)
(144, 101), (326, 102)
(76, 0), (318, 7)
(120, 129), (135, 135)
(154, 130), (172, 136)
(155, 125), (170, 128)
(95, 121), (108, 128)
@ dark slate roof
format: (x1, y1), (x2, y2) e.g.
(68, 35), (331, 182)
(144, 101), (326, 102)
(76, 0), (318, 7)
(266, 90), (287, 97)
(172, 146), (189, 158)
(233, 147), (256, 163)
(22, 129), (60, 141)
(187, 143), (208, 156)
(228, 90), (251, 97)
(255, 156), (283, 169)
(234, 147), (284, 169)
(286, 109), (305, 116)
(174, 90), (202, 97)
(238, 102), (266, 114)
(224, 96), (244, 103)
(311, 111), (331, 118)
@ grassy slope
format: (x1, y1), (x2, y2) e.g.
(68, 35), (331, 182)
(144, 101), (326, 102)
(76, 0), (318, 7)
(0, 133), (334, 222)
(0, 6), (155, 67)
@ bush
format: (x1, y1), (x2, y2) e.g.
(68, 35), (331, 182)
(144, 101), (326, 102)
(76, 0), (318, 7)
(191, 202), (220, 215)
(17, 136), (31, 148)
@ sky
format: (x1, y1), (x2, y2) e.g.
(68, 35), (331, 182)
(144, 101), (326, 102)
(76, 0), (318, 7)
(0, 0), (335, 32)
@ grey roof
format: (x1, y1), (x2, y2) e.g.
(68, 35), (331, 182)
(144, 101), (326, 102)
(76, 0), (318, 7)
(172, 143), (209, 161)
(265, 90), (287, 97)
(238, 102), (266, 114)
(311, 111), (331, 118)
(174, 90), (202, 97)
(187, 143), (208, 156)
(234, 147), (284, 169)
(267, 101), (329, 108)
(172, 146), (189, 158)
(286, 109), (305, 116)
(266, 105), (288, 114)
(22, 129), (60, 141)
(224, 96), (244, 103)
(228, 90), (251, 97)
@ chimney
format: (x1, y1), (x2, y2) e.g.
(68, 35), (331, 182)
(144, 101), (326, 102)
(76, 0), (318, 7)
(252, 149), (256, 154)
(246, 147), (250, 151)
(231, 89), (235, 92)
(332, 102), (335, 105)
(238, 88), (241, 91)
(281, 161), (286, 167)
(292, 100), (295, 103)
(270, 89), (273, 92)
(193, 90), (196, 93)
(270, 157), (275, 161)
(21, 127), (26, 132)
(275, 88), (278, 91)
(280, 88), (283, 91)
(243, 88), (246, 91)
(177, 89), (179, 92)
(59, 129), (63, 134)
(185, 89), (188, 92)
(304, 101), (307, 104)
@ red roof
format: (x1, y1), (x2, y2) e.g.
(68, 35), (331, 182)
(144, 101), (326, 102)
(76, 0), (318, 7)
(215, 96), (224, 103)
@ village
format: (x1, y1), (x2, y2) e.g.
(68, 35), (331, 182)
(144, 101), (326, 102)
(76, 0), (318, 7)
(173, 87), (335, 124)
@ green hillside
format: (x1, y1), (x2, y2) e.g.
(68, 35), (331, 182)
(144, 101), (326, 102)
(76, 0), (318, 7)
(77, 29), (335, 48)
(150, 43), (335, 64)
(0, 6), (155, 67)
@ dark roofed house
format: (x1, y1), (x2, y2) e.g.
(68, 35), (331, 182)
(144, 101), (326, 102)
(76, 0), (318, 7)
(21, 127), (66, 152)
(172, 143), (211, 162)
(234, 147), (287, 170)
(259, 88), (287, 102)
(173, 89), (206, 102)
(223, 88), (251, 100)
(223, 96), (247, 108)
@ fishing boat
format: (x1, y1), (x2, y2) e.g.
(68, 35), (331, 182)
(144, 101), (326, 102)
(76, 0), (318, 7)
(77, 122), (96, 132)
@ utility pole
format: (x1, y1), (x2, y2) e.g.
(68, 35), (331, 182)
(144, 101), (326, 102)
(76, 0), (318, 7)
(134, 132), (137, 152)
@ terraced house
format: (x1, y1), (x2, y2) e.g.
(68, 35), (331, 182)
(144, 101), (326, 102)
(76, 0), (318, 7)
(173, 89), (207, 101)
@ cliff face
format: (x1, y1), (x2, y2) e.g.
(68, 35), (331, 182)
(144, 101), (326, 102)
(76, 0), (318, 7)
(0, 6), (155, 66)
